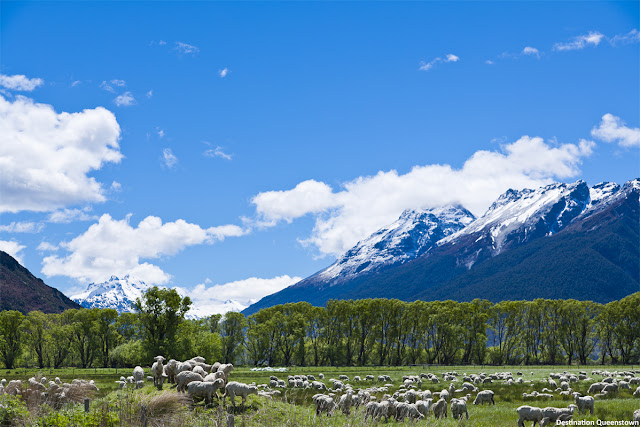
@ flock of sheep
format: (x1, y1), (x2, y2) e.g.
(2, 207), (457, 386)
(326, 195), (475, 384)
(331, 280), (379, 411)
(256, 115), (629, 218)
(2, 360), (640, 425)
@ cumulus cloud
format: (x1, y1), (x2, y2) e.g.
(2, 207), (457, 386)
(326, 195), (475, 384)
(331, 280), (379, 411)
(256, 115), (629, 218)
(0, 95), (122, 213)
(591, 113), (640, 148)
(42, 214), (246, 285)
(48, 207), (97, 224)
(419, 53), (460, 71)
(203, 146), (232, 160)
(175, 42), (199, 55)
(553, 31), (604, 51)
(37, 242), (58, 252)
(114, 92), (135, 107)
(0, 221), (44, 233)
(251, 137), (594, 256)
(0, 74), (44, 91)
(522, 46), (540, 58)
(0, 240), (25, 264)
(162, 148), (178, 168)
(219, 68), (229, 78)
(175, 275), (302, 316)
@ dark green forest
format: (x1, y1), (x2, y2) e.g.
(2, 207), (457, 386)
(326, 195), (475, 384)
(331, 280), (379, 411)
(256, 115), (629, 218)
(1, 288), (638, 369)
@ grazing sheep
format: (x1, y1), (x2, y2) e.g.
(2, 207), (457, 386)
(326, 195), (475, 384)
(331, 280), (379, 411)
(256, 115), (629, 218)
(438, 388), (450, 402)
(217, 363), (235, 382)
(433, 397), (447, 419)
(192, 365), (207, 377)
(314, 394), (337, 416)
(318, 373), (324, 379)
(543, 405), (576, 423)
(516, 405), (544, 427)
(135, 380), (144, 389)
(338, 390), (353, 415)
(474, 390), (495, 405)
(634, 386), (640, 397)
(602, 383), (618, 394)
(187, 379), (225, 404)
(151, 355), (166, 388)
(364, 401), (380, 421)
(311, 381), (327, 391)
(415, 399), (432, 417)
(132, 366), (144, 383)
(224, 381), (259, 407)
(451, 398), (469, 420)
(395, 402), (424, 421)
(374, 398), (398, 422)
(633, 409), (640, 424)
(365, 375), (375, 381)
(573, 393), (594, 414)
(175, 371), (204, 393)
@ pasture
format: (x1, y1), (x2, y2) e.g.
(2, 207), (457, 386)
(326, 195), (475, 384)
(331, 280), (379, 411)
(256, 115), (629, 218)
(2, 365), (639, 426)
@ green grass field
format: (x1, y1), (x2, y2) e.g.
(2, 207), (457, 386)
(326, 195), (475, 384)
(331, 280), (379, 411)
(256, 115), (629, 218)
(2, 365), (639, 426)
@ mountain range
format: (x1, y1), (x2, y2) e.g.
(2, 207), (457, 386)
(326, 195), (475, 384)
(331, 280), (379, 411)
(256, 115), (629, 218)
(244, 179), (639, 314)
(0, 250), (81, 313)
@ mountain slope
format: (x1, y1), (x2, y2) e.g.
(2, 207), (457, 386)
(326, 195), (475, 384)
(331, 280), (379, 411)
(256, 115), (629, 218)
(0, 251), (81, 313)
(244, 179), (639, 314)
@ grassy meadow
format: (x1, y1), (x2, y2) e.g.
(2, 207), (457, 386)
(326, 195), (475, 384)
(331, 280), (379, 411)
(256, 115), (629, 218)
(2, 365), (639, 426)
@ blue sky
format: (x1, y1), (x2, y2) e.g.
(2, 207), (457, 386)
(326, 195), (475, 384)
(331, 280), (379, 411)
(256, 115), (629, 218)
(1, 1), (638, 313)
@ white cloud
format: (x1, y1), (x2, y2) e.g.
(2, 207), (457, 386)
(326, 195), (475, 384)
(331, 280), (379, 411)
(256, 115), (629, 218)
(157, 128), (165, 138)
(114, 92), (135, 107)
(553, 31), (605, 51)
(175, 42), (199, 55)
(42, 214), (246, 285)
(71, 80), (81, 87)
(485, 60), (495, 65)
(0, 74), (44, 91)
(100, 79), (126, 93)
(252, 137), (594, 256)
(203, 146), (232, 160)
(48, 207), (97, 224)
(0, 240), (25, 264)
(0, 95), (122, 213)
(522, 46), (540, 58)
(610, 28), (640, 45)
(37, 241), (58, 252)
(162, 148), (178, 168)
(591, 113), (640, 148)
(219, 68), (229, 78)
(175, 275), (302, 315)
(110, 181), (122, 192)
(0, 221), (44, 233)
(419, 53), (460, 71)
(146, 90), (153, 98)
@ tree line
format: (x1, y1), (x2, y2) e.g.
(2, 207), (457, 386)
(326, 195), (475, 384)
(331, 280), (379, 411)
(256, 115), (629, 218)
(0, 289), (638, 369)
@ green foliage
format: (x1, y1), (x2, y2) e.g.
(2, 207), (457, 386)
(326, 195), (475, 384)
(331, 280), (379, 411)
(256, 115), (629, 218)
(0, 395), (28, 426)
(110, 340), (145, 367)
(133, 286), (191, 359)
(33, 404), (119, 427)
(0, 310), (25, 369)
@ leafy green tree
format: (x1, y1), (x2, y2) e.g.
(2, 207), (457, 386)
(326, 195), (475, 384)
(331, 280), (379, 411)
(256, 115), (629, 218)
(69, 309), (99, 368)
(48, 311), (73, 368)
(133, 286), (191, 359)
(21, 311), (49, 368)
(220, 312), (247, 364)
(0, 310), (24, 369)
(95, 308), (119, 367)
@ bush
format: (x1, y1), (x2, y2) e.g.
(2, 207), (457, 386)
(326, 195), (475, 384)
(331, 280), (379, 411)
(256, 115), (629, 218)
(0, 395), (28, 426)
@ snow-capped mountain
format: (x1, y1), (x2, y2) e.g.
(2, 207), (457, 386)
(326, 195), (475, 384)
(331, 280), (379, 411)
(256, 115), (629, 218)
(314, 205), (475, 285)
(244, 178), (639, 314)
(72, 275), (150, 313)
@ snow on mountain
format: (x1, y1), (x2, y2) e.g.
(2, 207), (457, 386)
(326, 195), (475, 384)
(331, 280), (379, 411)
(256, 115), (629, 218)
(313, 205), (475, 284)
(71, 275), (150, 313)
(441, 180), (592, 255)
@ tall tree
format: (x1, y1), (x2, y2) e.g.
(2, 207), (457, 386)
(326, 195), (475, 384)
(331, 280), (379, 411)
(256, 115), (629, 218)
(95, 308), (119, 367)
(0, 310), (24, 369)
(133, 286), (192, 359)
(21, 311), (49, 368)
(220, 311), (247, 364)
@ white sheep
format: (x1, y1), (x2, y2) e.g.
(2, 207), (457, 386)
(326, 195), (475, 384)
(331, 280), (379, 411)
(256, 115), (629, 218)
(364, 401), (379, 421)
(395, 402), (424, 421)
(474, 390), (495, 405)
(313, 394), (336, 416)
(192, 365), (207, 377)
(338, 390), (353, 415)
(311, 381), (327, 391)
(516, 405), (543, 427)
(217, 363), (235, 383)
(633, 409), (640, 424)
(133, 366), (144, 383)
(187, 379), (225, 404)
(165, 359), (192, 384)
(151, 355), (166, 388)
(438, 388), (450, 402)
(175, 371), (204, 393)
(415, 399), (432, 417)
(451, 398), (469, 420)
(433, 397), (447, 419)
(374, 398), (397, 422)
(634, 385), (640, 397)
(224, 381), (258, 407)
(542, 405), (576, 423)
(573, 393), (594, 414)
(602, 383), (618, 394)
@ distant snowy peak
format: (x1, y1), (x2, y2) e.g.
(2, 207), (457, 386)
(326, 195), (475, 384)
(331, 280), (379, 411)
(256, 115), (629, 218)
(71, 275), (150, 313)
(316, 205), (475, 283)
